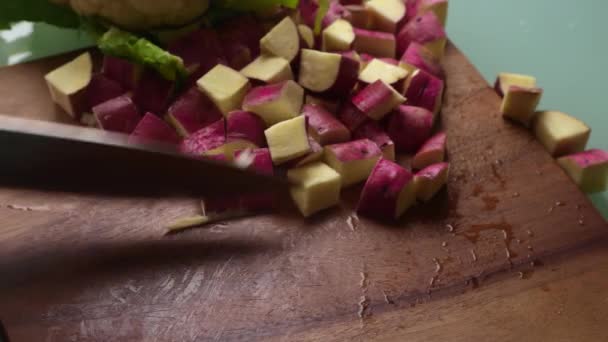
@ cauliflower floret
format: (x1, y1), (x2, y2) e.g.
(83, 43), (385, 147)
(52, 0), (210, 30)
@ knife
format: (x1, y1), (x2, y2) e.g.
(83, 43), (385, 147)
(0, 115), (287, 198)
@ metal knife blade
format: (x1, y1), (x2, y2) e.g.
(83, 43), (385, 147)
(0, 115), (287, 198)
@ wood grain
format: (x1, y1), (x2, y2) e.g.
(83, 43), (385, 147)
(0, 43), (606, 342)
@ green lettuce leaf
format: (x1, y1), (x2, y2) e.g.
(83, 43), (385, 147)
(0, 0), (80, 30)
(98, 28), (187, 81)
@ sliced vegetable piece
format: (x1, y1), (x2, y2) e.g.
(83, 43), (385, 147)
(366, 0), (406, 33)
(412, 132), (446, 170)
(265, 116), (312, 165)
(226, 111), (267, 147)
(179, 119), (226, 157)
(533, 111), (591, 157)
(93, 95), (141, 134)
(403, 69), (445, 117)
(494, 72), (537, 97)
(557, 149), (608, 193)
(353, 121), (396, 161)
(397, 13), (447, 59)
(399, 42), (444, 79)
(241, 55), (294, 84)
(129, 112), (180, 145)
(260, 16), (301, 62)
(357, 158), (417, 219)
(44, 52), (92, 120)
(416, 0), (449, 27)
(102, 55), (141, 90)
(322, 19), (355, 52)
(415, 162), (450, 202)
(288, 161), (342, 217)
(298, 24), (316, 48)
(132, 69), (175, 115)
(86, 74), (125, 111)
(345, 5), (372, 29)
(359, 58), (409, 88)
(353, 28), (396, 58)
(197, 64), (251, 115)
(500, 86), (543, 126)
(352, 80), (406, 120)
(388, 105), (434, 153)
(337, 101), (369, 132)
(167, 87), (223, 137)
(324, 138), (383, 187)
(303, 104), (351, 145)
(242, 80), (305, 126)
(298, 49), (359, 97)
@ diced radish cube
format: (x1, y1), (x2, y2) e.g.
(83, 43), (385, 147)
(352, 80), (405, 120)
(167, 87), (223, 137)
(345, 5), (372, 29)
(534, 111), (591, 157)
(323, 19), (355, 52)
(494, 72), (537, 97)
(226, 111), (267, 147)
(557, 149), (608, 193)
(260, 17), (301, 62)
(45, 52), (92, 120)
(337, 101), (369, 132)
(298, 25), (315, 49)
(353, 121), (396, 161)
(388, 105), (434, 153)
(397, 12), (447, 58)
(303, 104), (351, 145)
(242, 80), (304, 126)
(133, 70), (175, 115)
(288, 136), (326, 168)
(241, 55), (293, 84)
(399, 42), (444, 79)
(102, 55), (141, 90)
(403, 69), (445, 117)
(179, 119), (226, 158)
(359, 58), (409, 88)
(323, 2), (353, 28)
(265, 116), (311, 165)
(93, 95), (141, 134)
(357, 158), (417, 219)
(299, 49), (360, 98)
(353, 28), (396, 58)
(415, 162), (450, 202)
(86, 74), (125, 111)
(305, 95), (340, 113)
(197, 64), (251, 115)
(366, 0), (406, 33)
(500, 86), (543, 126)
(129, 112), (180, 145)
(288, 162), (342, 217)
(324, 138), (383, 187)
(412, 132), (446, 170)
(416, 0), (449, 27)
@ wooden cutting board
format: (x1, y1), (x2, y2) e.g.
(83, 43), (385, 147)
(0, 43), (607, 342)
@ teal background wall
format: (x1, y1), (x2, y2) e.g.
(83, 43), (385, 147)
(0, 0), (606, 218)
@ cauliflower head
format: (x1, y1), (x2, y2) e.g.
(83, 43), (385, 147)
(52, 0), (210, 30)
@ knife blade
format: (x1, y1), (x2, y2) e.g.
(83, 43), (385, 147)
(0, 115), (287, 198)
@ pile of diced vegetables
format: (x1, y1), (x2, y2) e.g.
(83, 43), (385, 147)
(43, 0), (607, 229)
